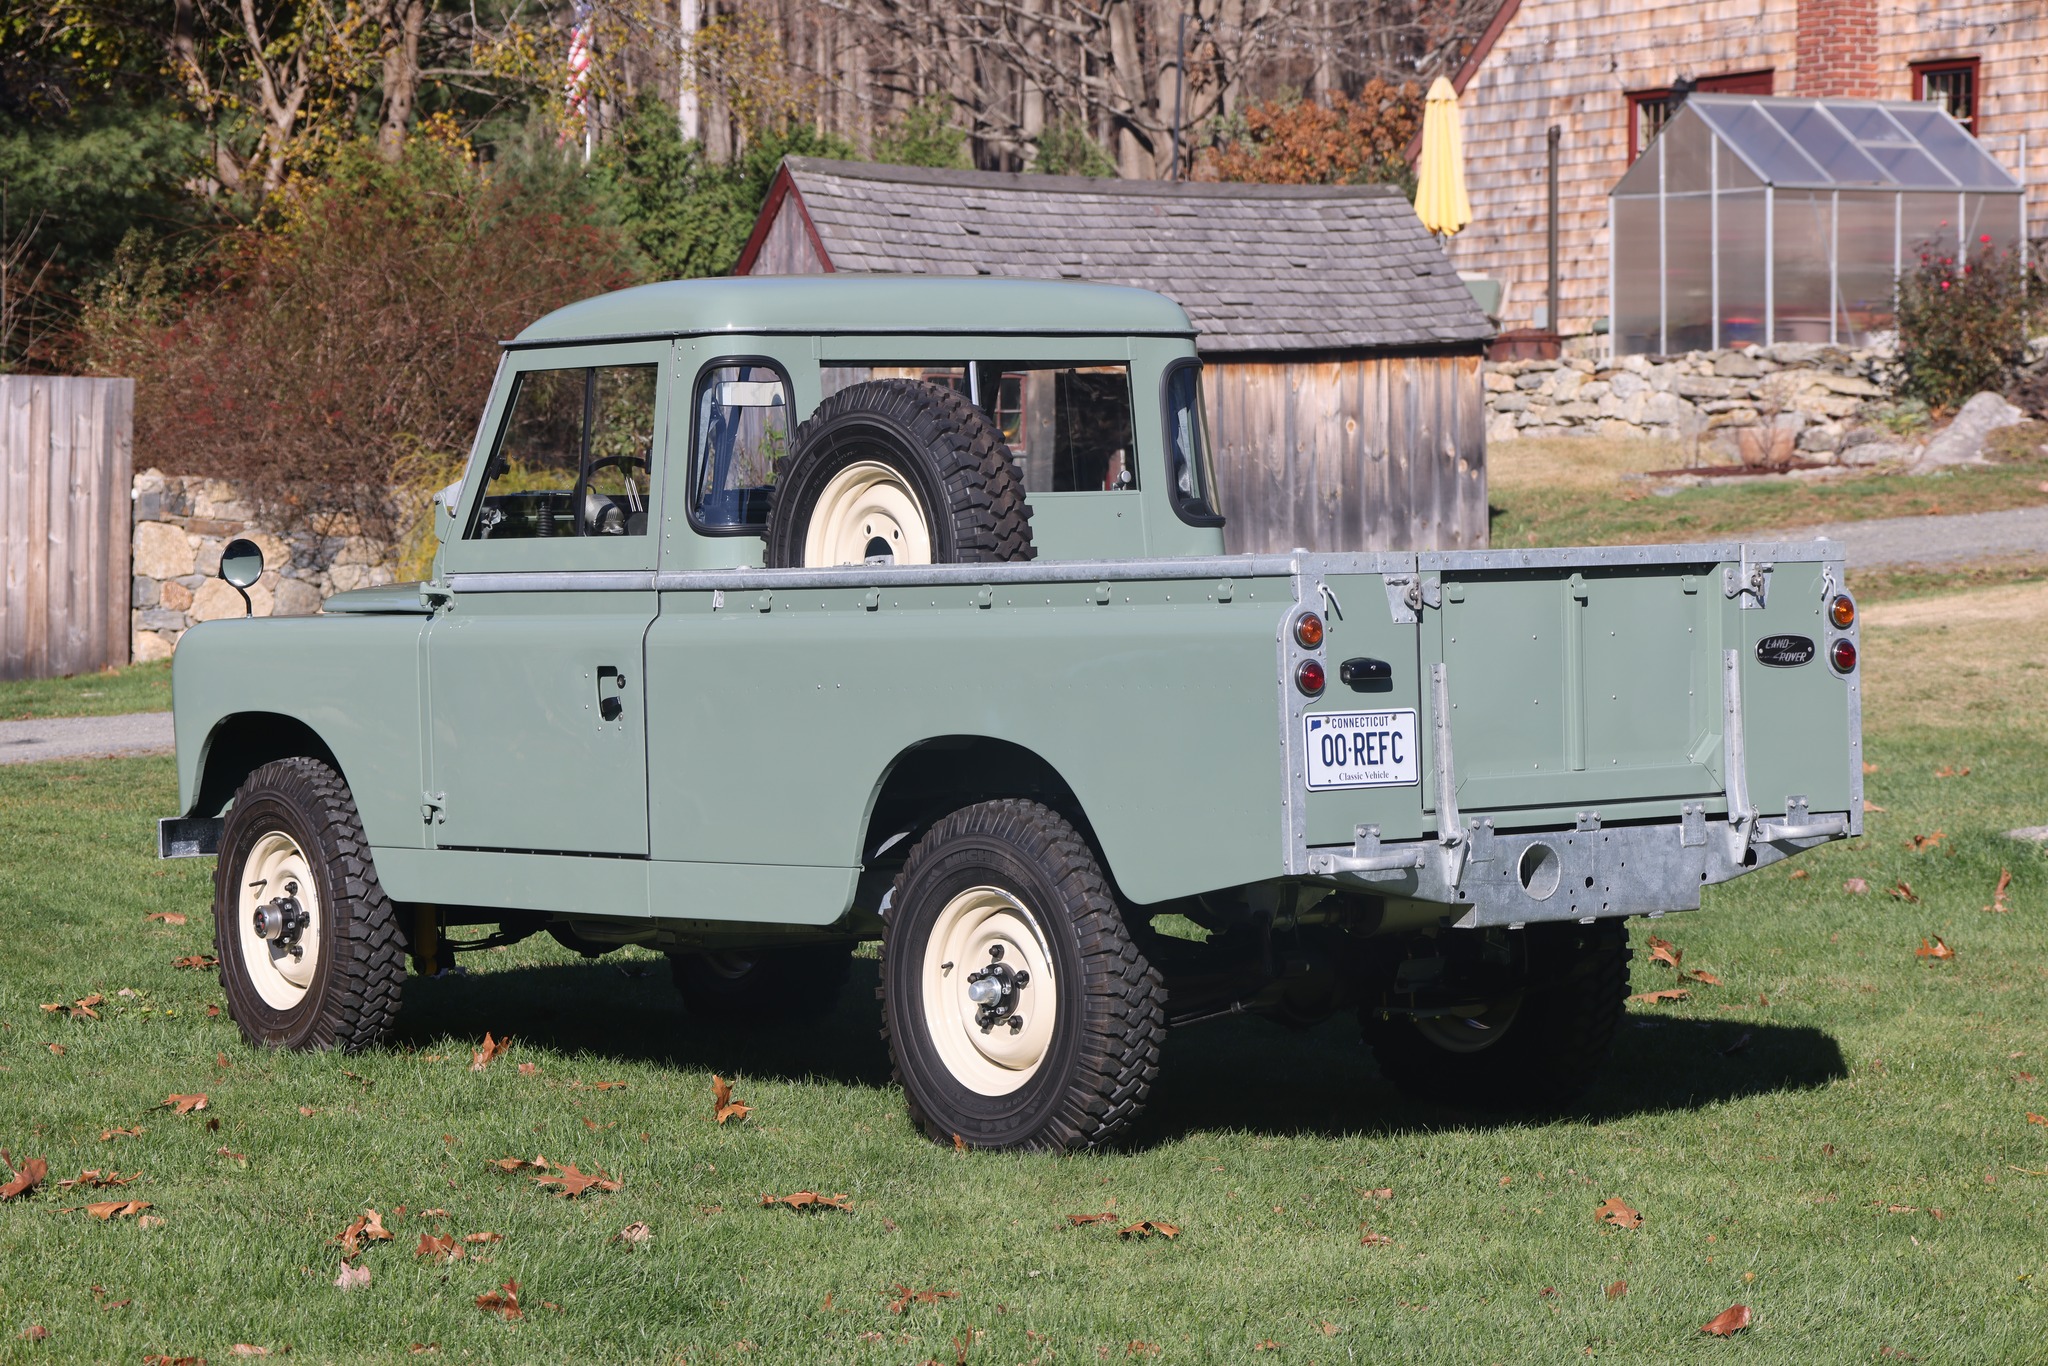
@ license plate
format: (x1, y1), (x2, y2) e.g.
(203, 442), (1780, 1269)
(1304, 710), (1420, 790)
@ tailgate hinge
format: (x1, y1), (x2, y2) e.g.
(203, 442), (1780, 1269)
(1680, 802), (1707, 848)
(1723, 556), (1774, 609)
(1430, 663), (1470, 886)
(422, 791), (447, 826)
(1721, 649), (1756, 862)
(1307, 824), (1427, 877)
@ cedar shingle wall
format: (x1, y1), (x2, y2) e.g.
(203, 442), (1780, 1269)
(1453, 0), (2047, 339)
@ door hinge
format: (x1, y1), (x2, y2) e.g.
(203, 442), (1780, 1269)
(422, 791), (447, 825)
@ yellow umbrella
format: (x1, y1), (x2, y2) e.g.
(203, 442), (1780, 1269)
(1415, 76), (1472, 238)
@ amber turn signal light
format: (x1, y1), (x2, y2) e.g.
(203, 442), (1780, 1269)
(1294, 612), (1325, 649)
(1831, 639), (1857, 673)
(1296, 659), (1326, 695)
(1830, 594), (1856, 629)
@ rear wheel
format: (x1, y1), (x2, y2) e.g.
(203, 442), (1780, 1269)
(880, 800), (1164, 1152)
(670, 944), (855, 1022)
(1367, 920), (1629, 1109)
(213, 758), (406, 1052)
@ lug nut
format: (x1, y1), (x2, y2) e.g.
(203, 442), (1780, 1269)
(988, 944), (1004, 961)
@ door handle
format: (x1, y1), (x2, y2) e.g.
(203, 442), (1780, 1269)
(597, 665), (627, 721)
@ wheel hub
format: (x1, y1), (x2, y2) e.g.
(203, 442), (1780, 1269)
(251, 893), (310, 954)
(964, 943), (1030, 1034)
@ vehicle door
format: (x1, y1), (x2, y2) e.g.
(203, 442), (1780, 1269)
(425, 343), (668, 856)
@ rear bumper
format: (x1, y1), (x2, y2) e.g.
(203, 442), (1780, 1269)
(1306, 810), (1847, 928)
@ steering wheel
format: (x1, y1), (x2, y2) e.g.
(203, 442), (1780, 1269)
(573, 453), (648, 536)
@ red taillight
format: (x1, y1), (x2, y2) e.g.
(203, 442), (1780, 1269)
(1296, 659), (1326, 695)
(1831, 639), (1857, 673)
(1294, 612), (1325, 649)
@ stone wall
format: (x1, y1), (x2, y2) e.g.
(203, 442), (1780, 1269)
(1485, 343), (1917, 464)
(130, 471), (398, 662)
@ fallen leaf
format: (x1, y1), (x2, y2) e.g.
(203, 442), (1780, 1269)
(1915, 936), (1954, 960)
(335, 1209), (393, 1259)
(1844, 878), (1871, 894)
(1907, 831), (1946, 851)
(171, 955), (217, 970)
(1606, 1280), (1627, 1300)
(2027, 1113), (2048, 1126)
(81, 1200), (152, 1219)
(1935, 765), (1970, 779)
(1864, 799), (1885, 813)
(1319, 1322), (1339, 1336)
(470, 1033), (504, 1072)
(488, 1156), (548, 1172)
(1646, 935), (1682, 969)
(1890, 883), (1920, 904)
(140, 1357), (201, 1366)
(532, 1163), (621, 1198)
(1118, 1220), (1179, 1239)
(1539, 1286), (1557, 1298)
(56, 1169), (139, 1190)
(711, 1075), (751, 1125)
(581, 1117), (614, 1131)
(328, 1262), (370, 1292)
(761, 1191), (851, 1210)
(1595, 1197), (1643, 1229)
(0, 1153), (48, 1200)
(1498, 1175), (1511, 1188)
(1685, 969), (1724, 986)
(416, 1233), (463, 1262)
(1254, 1340), (1281, 1351)
(569, 1080), (627, 1091)
(516, 1062), (536, 1076)
(1359, 1227), (1394, 1245)
(408, 1344), (437, 1354)
(160, 1094), (208, 1116)
(613, 1221), (653, 1244)
(146, 913), (188, 925)
(1789, 869), (1809, 880)
(1700, 1304), (1751, 1336)
(229, 1346), (270, 1357)
(297, 1106), (315, 1117)
(952, 1133), (966, 1152)
(475, 1281), (522, 1320)
(463, 1231), (503, 1244)
(1885, 1203), (1918, 1214)
(886, 1284), (961, 1313)
(99, 1127), (143, 1142)
(1360, 1187), (1393, 1200)
(1128, 1342), (1160, 1356)
(206, 1005), (220, 1017)
(21, 1325), (47, 1341)
(1629, 989), (1690, 1004)
(1863, 761), (1878, 774)
(1987, 868), (2015, 914)
(1067, 1211), (1119, 1225)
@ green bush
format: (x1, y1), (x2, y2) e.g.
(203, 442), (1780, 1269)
(1033, 117), (1116, 178)
(872, 93), (971, 170)
(1897, 239), (2038, 409)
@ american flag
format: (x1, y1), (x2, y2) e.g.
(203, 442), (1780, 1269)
(562, 1), (594, 138)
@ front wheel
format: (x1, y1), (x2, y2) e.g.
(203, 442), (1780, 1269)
(212, 758), (406, 1052)
(879, 800), (1164, 1152)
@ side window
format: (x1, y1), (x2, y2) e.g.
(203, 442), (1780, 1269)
(692, 363), (790, 530)
(469, 364), (656, 539)
(1163, 362), (1222, 524)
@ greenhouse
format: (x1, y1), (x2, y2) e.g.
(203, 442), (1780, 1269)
(1610, 94), (2024, 356)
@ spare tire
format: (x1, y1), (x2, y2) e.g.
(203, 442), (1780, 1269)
(764, 379), (1034, 567)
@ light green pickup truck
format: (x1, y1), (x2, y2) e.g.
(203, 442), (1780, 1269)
(163, 277), (1861, 1152)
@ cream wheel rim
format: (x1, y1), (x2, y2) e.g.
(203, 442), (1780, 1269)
(920, 887), (1058, 1096)
(803, 461), (933, 567)
(235, 830), (323, 1010)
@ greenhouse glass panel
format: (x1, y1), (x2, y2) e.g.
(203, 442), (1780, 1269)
(1607, 95), (2023, 356)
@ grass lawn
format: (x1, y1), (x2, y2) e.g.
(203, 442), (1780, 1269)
(2, 585), (2046, 1363)
(0, 661), (171, 721)
(1490, 428), (2048, 549)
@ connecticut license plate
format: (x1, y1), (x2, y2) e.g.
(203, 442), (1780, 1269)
(1303, 709), (1419, 790)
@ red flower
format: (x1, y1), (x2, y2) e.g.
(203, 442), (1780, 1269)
(1981, 234), (1993, 244)
(1940, 280), (1952, 290)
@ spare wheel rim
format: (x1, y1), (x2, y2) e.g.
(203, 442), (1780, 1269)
(235, 830), (323, 1010)
(804, 460), (933, 567)
(1413, 995), (1521, 1054)
(920, 886), (1058, 1096)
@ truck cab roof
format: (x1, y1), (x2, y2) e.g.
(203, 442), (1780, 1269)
(511, 275), (1199, 347)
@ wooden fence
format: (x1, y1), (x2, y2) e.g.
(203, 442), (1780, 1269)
(1, 377), (134, 680)
(1208, 351), (1488, 554)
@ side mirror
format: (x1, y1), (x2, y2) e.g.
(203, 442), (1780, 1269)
(219, 537), (263, 617)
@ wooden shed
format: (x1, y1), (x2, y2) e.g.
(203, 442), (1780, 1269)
(736, 159), (1496, 554)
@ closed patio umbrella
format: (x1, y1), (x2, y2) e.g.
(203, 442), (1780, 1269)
(1415, 76), (1472, 238)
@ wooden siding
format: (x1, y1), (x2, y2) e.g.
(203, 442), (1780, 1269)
(1451, 1), (2048, 339)
(0, 377), (134, 680)
(750, 191), (827, 274)
(1208, 354), (1487, 554)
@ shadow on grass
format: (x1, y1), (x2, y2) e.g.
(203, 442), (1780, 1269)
(386, 955), (1847, 1143)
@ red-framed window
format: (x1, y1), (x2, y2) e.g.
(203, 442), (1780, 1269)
(1626, 69), (1776, 160)
(1913, 57), (1980, 135)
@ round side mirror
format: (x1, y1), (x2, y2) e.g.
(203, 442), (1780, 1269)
(220, 537), (265, 590)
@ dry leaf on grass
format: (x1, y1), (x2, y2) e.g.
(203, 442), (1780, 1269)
(475, 1281), (522, 1320)
(1864, 800), (1885, 813)
(464, 1231), (503, 1244)
(333, 1264), (370, 1291)
(1360, 1187), (1393, 1200)
(612, 1222), (652, 1245)
(1935, 765), (1971, 779)
(1685, 970), (1724, 986)
(1595, 1197), (1643, 1229)
(1916, 936), (1955, 960)
(46, 1043), (65, 1055)
(1987, 869), (2015, 914)
(516, 1062), (536, 1076)
(229, 1345), (270, 1357)
(20, 1326), (47, 1341)
(416, 1233), (463, 1262)
(1, 1152), (47, 1200)
(1789, 869), (1809, 880)
(146, 913), (187, 925)
(1700, 1304), (1752, 1336)
(1359, 1227), (1394, 1245)
(2026, 1113), (2048, 1126)
(56, 1169), (138, 1190)
(1606, 1280), (1628, 1300)
(140, 1356), (202, 1366)
(1907, 831), (1946, 851)
(1629, 989), (1690, 1005)
(1118, 1220), (1179, 1239)
(886, 1284), (960, 1313)
(533, 1163), (620, 1199)
(99, 1127), (143, 1142)
(335, 1209), (393, 1259)
(171, 956), (217, 970)
(1067, 1211), (1119, 1225)
(470, 1033), (505, 1072)
(1646, 936), (1682, 969)
(1890, 882), (1920, 904)
(761, 1191), (851, 1211)
(79, 1200), (152, 1219)
(569, 1079), (627, 1091)
(711, 1075), (751, 1125)
(1844, 878), (1871, 894)
(159, 1094), (208, 1115)
(1254, 1339), (1281, 1350)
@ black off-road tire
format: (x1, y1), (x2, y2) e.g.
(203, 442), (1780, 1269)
(763, 379), (1035, 567)
(879, 799), (1165, 1152)
(1367, 920), (1630, 1109)
(670, 944), (856, 1023)
(212, 758), (406, 1053)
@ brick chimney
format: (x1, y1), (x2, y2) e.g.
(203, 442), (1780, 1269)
(1795, 0), (1879, 97)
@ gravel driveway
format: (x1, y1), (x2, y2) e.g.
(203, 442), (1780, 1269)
(0, 712), (174, 765)
(1773, 504), (2048, 569)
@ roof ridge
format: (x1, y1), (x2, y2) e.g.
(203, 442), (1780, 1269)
(782, 156), (1409, 201)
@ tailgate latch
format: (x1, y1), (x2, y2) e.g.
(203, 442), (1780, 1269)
(1723, 558), (1774, 609)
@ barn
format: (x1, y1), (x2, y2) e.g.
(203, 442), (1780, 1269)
(735, 158), (1495, 554)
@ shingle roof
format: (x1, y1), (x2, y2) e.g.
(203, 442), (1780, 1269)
(771, 158), (1493, 354)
